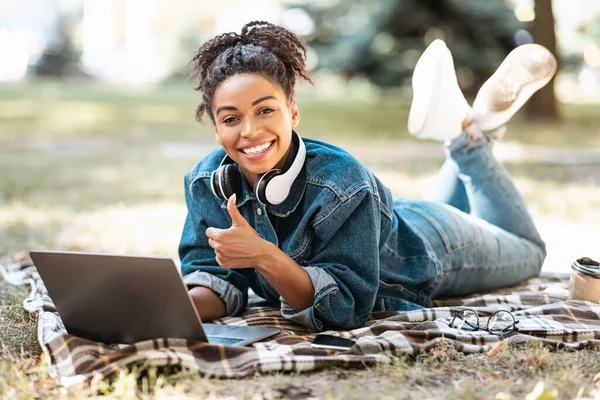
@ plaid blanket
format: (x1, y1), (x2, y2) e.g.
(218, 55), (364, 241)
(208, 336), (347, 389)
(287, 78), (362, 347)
(2, 258), (600, 387)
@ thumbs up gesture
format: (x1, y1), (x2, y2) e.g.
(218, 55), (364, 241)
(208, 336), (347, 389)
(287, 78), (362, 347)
(205, 194), (268, 269)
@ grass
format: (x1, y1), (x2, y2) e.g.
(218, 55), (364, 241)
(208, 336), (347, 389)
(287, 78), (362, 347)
(1, 341), (598, 399)
(0, 285), (39, 357)
(0, 79), (599, 399)
(1, 80), (599, 147)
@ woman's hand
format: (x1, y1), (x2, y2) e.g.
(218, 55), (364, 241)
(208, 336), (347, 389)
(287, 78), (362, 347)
(206, 194), (314, 312)
(205, 194), (268, 269)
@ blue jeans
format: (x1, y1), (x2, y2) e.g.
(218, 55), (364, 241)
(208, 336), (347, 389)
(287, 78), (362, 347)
(405, 126), (546, 299)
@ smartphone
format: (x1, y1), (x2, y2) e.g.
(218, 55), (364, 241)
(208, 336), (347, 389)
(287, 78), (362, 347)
(310, 334), (356, 350)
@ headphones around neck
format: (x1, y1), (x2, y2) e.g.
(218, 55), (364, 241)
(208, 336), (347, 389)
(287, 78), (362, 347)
(210, 131), (306, 206)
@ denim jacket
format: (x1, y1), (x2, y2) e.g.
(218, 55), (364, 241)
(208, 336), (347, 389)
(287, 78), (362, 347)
(179, 137), (441, 331)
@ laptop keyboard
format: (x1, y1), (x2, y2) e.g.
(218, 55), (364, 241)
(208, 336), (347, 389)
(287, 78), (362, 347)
(208, 336), (245, 345)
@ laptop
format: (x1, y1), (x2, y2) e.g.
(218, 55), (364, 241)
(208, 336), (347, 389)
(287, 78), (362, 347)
(29, 250), (280, 346)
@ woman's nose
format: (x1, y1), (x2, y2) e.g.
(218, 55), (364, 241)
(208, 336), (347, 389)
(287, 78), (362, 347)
(240, 117), (262, 138)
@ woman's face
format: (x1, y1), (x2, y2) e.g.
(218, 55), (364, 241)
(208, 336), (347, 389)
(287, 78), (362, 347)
(212, 73), (300, 186)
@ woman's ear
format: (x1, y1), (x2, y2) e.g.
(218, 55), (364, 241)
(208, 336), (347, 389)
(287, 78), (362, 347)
(289, 98), (300, 128)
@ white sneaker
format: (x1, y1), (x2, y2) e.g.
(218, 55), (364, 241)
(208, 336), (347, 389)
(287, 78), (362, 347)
(408, 39), (472, 142)
(472, 44), (557, 132)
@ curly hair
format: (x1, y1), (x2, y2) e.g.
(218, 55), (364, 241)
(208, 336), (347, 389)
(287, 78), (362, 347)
(188, 21), (313, 123)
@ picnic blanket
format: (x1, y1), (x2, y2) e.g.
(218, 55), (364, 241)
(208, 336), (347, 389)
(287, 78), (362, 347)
(2, 257), (600, 387)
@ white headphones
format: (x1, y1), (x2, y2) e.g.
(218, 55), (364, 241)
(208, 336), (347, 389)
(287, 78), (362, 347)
(210, 131), (306, 206)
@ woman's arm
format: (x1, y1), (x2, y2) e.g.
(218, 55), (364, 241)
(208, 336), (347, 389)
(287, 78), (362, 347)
(180, 173), (250, 319)
(206, 190), (386, 331)
(255, 241), (315, 312)
(205, 194), (315, 312)
(277, 187), (387, 331)
(188, 286), (227, 321)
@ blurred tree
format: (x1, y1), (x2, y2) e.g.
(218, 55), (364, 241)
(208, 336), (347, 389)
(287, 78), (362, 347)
(298, 0), (525, 95)
(33, 14), (83, 78)
(526, 0), (559, 121)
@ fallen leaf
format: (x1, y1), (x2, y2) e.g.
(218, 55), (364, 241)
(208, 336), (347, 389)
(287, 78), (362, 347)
(487, 339), (508, 358)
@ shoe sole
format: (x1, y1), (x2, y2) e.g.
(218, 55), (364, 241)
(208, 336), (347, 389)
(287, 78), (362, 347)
(474, 44), (557, 131)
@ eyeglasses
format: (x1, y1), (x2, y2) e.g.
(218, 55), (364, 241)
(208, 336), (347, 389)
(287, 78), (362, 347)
(450, 308), (520, 336)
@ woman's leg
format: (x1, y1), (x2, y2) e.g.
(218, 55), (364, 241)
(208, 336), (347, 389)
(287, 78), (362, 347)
(403, 128), (546, 299)
(431, 127), (546, 297)
(446, 127), (544, 248)
(404, 40), (555, 299)
(414, 40), (471, 213)
(427, 157), (470, 214)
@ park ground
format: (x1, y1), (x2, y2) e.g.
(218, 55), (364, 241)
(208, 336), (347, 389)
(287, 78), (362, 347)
(1, 80), (600, 399)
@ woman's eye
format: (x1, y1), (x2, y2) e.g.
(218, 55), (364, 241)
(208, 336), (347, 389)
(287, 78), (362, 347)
(223, 117), (237, 124)
(259, 108), (274, 115)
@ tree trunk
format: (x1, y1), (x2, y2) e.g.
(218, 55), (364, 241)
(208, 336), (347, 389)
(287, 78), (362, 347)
(526, 0), (560, 121)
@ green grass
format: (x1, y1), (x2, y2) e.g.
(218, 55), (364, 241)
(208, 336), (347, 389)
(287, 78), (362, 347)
(1, 79), (600, 398)
(1, 80), (599, 147)
(0, 283), (39, 357)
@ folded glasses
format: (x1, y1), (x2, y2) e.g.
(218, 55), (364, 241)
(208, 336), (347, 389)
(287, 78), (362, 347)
(450, 308), (519, 336)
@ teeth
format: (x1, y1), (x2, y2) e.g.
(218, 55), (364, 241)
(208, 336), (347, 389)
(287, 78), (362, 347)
(242, 141), (273, 155)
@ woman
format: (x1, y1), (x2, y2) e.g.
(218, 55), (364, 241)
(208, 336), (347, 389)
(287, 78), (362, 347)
(179, 21), (554, 331)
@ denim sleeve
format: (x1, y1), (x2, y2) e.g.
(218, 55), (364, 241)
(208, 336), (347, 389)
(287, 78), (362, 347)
(179, 174), (249, 317)
(279, 188), (386, 331)
(182, 271), (246, 317)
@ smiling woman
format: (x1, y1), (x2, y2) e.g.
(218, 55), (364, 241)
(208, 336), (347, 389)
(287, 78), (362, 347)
(178, 21), (552, 332)
(211, 75), (298, 186)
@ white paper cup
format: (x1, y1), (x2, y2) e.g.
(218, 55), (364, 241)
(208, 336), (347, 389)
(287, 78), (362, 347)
(569, 257), (600, 303)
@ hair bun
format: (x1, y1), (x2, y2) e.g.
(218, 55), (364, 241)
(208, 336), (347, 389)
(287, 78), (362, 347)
(189, 21), (313, 123)
(240, 21), (274, 41)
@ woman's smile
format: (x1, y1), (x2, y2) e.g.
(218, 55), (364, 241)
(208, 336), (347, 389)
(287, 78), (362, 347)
(239, 139), (276, 161)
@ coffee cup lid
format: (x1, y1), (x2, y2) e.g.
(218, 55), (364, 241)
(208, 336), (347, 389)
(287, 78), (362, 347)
(572, 257), (600, 279)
